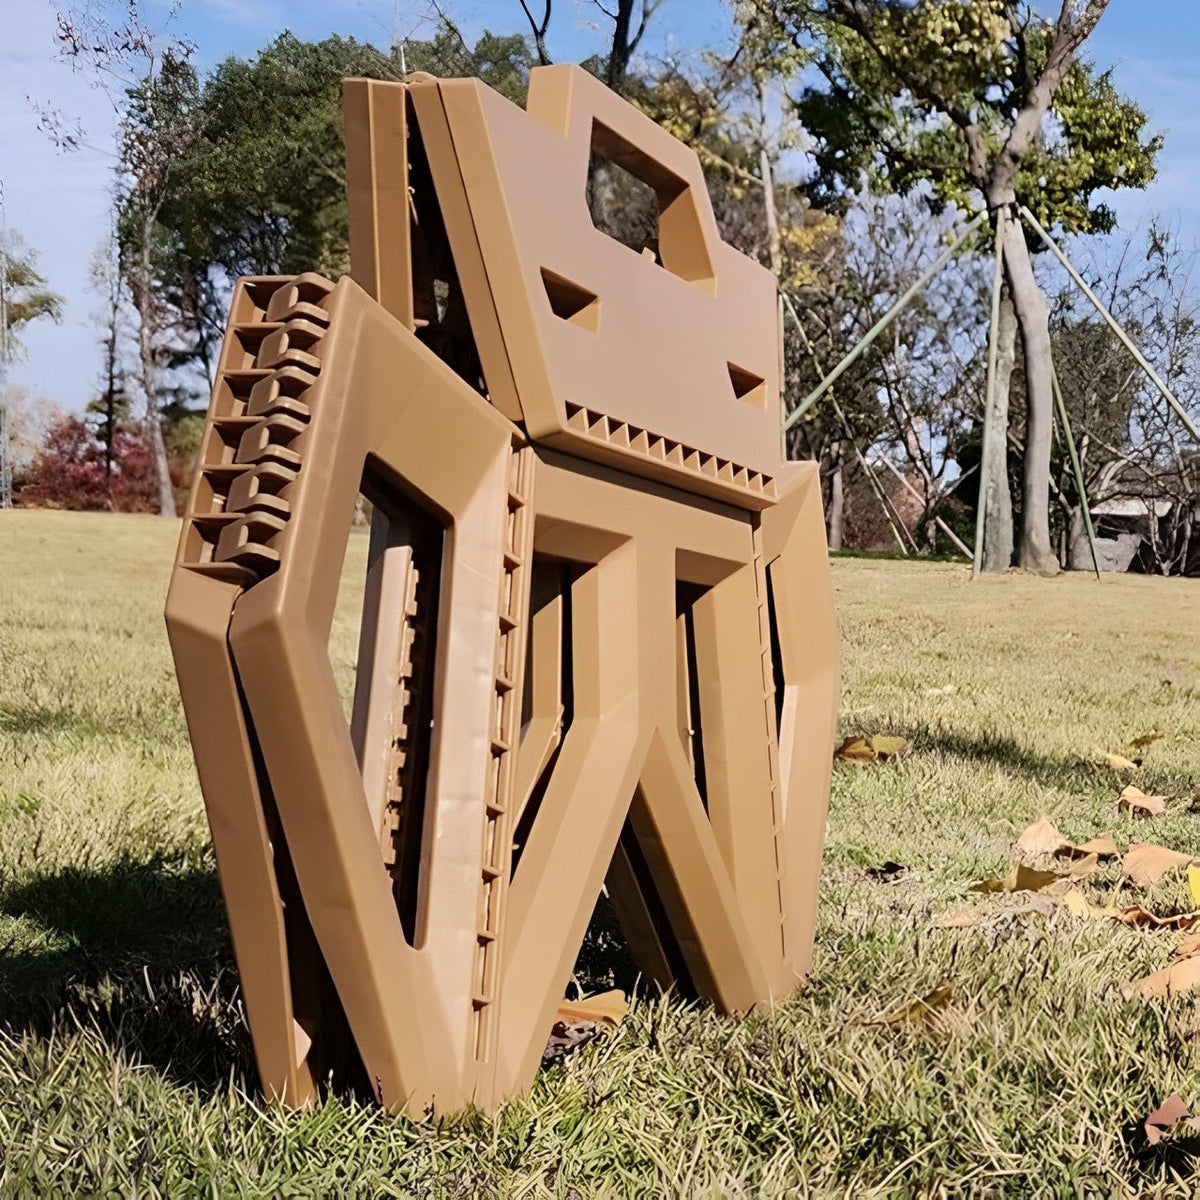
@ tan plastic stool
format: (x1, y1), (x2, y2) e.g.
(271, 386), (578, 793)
(165, 65), (838, 1116)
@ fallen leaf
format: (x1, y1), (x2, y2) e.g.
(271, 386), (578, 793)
(1189, 866), (1200, 909)
(1145, 1094), (1190, 1145)
(1059, 889), (1197, 929)
(1061, 889), (1107, 919)
(1124, 843), (1198, 887)
(1117, 907), (1200, 931)
(1103, 752), (1142, 771)
(542, 1019), (598, 1065)
(1063, 833), (1120, 860)
(556, 989), (628, 1026)
(1119, 786), (1168, 819)
(878, 982), (954, 1026)
(1017, 818), (1119, 861)
(866, 860), (907, 884)
(1129, 731), (1167, 751)
(834, 735), (913, 764)
(970, 863), (1064, 895)
(1065, 852), (1100, 881)
(1017, 817), (1067, 856)
(1132, 956), (1200, 999)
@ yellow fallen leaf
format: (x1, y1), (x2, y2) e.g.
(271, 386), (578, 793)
(1103, 752), (1141, 771)
(1130, 955), (1200, 999)
(1061, 889), (1114, 919)
(1124, 843), (1198, 887)
(1119, 786), (1168, 818)
(834, 735), (913, 764)
(1129, 731), (1166, 751)
(878, 982), (954, 1026)
(1189, 866), (1200, 909)
(556, 989), (628, 1027)
(970, 863), (1063, 895)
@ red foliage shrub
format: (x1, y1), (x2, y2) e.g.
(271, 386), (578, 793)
(22, 415), (157, 512)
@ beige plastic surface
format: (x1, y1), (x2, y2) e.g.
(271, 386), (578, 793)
(165, 67), (837, 1116)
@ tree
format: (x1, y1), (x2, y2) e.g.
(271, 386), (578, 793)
(52, 1), (202, 517)
(23, 412), (155, 512)
(756, 0), (1161, 572)
(0, 230), (64, 509)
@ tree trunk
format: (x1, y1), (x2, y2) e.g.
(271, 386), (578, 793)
(827, 443), (844, 550)
(1001, 217), (1058, 574)
(981, 290), (1017, 570)
(137, 214), (176, 519)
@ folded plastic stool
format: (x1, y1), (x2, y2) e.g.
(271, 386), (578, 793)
(166, 65), (838, 1116)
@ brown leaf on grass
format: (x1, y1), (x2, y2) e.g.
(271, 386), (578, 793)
(1123, 843), (1198, 887)
(1129, 731), (1167, 751)
(1118, 907), (1199, 931)
(1065, 853), (1101, 881)
(556, 989), (628, 1027)
(1102, 752), (1142, 771)
(1015, 818), (1119, 862)
(1132, 956), (1200, 999)
(877, 982), (954, 1026)
(1119, 786), (1168, 818)
(1017, 817), (1067, 856)
(1059, 889), (1198, 929)
(544, 989), (629, 1065)
(1063, 833), (1120, 860)
(834, 735), (913, 764)
(970, 863), (1065, 895)
(1145, 1094), (1190, 1145)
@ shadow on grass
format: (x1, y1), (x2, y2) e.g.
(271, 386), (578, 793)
(0, 858), (254, 1095)
(905, 725), (1200, 797)
(0, 857), (649, 1096)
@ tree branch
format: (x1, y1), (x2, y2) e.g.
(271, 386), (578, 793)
(518, 0), (553, 66)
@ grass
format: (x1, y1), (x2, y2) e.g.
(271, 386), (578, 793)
(3, 510), (1200, 1196)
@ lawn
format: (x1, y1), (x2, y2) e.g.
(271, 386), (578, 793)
(3, 509), (1200, 1196)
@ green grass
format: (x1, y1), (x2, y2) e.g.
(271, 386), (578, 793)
(4, 509), (1200, 1196)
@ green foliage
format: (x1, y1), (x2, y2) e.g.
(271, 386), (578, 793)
(772, 0), (1161, 235)
(163, 34), (399, 283)
(0, 234), (63, 361)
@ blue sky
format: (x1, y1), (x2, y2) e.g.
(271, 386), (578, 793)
(1, 0), (1197, 413)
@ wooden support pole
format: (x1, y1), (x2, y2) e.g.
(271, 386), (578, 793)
(1050, 361), (1102, 581)
(1019, 205), (1200, 446)
(784, 211), (988, 431)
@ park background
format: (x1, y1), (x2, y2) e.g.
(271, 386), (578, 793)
(5, 1), (1200, 1195)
